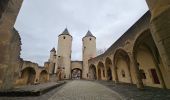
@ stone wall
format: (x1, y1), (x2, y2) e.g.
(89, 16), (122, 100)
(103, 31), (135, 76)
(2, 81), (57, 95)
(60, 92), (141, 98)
(0, 0), (23, 90)
(15, 60), (49, 86)
(71, 61), (83, 70)
(88, 11), (170, 89)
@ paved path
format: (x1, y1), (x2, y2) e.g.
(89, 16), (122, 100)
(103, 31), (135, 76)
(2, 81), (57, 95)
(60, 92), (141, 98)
(49, 80), (121, 100)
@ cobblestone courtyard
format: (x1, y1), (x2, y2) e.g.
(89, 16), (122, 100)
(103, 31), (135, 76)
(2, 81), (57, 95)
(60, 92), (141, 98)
(1, 80), (170, 100)
(49, 80), (121, 100)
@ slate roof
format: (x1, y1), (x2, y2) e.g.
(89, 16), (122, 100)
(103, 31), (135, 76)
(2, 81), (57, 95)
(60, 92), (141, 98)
(59, 28), (71, 36)
(50, 48), (56, 52)
(83, 30), (96, 38)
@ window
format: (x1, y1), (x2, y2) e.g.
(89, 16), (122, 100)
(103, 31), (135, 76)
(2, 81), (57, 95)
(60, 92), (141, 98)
(150, 69), (160, 84)
(122, 70), (125, 77)
(63, 36), (66, 39)
(89, 38), (92, 41)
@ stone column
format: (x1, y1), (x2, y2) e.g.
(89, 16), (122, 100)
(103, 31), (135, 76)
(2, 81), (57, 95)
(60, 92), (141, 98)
(113, 67), (118, 83)
(129, 53), (144, 89)
(96, 67), (99, 80)
(104, 66), (108, 80)
(128, 67), (133, 84)
(146, 0), (170, 69)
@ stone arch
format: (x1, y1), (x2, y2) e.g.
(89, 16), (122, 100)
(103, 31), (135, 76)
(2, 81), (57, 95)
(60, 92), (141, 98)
(105, 57), (113, 81)
(133, 29), (165, 88)
(71, 68), (82, 79)
(89, 64), (97, 80)
(114, 49), (132, 83)
(39, 70), (48, 83)
(97, 61), (105, 80)
(21, 67), (36, 85)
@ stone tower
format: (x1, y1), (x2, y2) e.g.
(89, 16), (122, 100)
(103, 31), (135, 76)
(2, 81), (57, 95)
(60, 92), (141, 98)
(57, 28), (72, 79)
(82, 31), (96, 79)
(48, 48), (57, 74)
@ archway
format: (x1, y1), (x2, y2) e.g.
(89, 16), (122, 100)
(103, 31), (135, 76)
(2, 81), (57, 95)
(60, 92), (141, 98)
(114, 49), (131, 83)
(89, 64), (97, 80)
(133, 30), (165, 88)
(71, 68), (82, 79)
(21, 67), (36, 85)
(105, 57), (113, 81)
(39, 70), (48, 83)
(97, 62), (105, 80)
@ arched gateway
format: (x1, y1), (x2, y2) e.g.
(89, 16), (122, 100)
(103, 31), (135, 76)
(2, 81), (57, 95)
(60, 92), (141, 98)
(21, 67), (36, 85)
(71, 68), (82, 79)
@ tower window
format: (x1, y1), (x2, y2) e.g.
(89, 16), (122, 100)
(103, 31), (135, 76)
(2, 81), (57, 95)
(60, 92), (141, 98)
(63, 36), (66, 39)
(89, 38), (92, 41)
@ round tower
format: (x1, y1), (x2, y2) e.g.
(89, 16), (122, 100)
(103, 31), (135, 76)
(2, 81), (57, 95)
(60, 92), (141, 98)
(49, 48), (56, 62)
(82, 31), (96, 79)
(49, 48), (57, 74)
(57, 28), (72, 79)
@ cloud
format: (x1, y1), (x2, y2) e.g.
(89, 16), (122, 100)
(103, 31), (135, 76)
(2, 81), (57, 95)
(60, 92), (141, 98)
(14, 0), (148, 66)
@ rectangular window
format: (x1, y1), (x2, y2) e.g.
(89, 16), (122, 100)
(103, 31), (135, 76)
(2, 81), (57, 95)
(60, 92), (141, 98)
(150, 69), (160, 84)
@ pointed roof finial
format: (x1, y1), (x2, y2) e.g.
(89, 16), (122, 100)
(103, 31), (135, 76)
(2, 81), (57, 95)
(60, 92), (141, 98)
(59, 28), (71, 36)
(50, 48), (56, 52)
(83, 30), (96, 38)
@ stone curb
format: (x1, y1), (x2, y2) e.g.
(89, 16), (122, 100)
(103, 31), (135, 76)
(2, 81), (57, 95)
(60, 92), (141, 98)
(0, 82), (66, 97)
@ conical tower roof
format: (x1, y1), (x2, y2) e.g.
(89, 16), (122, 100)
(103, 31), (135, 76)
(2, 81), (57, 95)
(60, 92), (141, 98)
(59, 28), (71, 36)
(50, 48), (56, 52)
(83, 30), (96, 38)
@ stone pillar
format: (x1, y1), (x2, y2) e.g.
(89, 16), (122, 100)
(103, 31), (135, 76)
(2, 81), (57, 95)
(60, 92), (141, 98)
(104, 66), (108, 80)
(96, 67), (99, 80)
(146, 0), (170, 69)
(0, 0), (23, 90)
(128, 67), (133, 84)
(129, 53), (144, 89)
(113, 67), (118, 83)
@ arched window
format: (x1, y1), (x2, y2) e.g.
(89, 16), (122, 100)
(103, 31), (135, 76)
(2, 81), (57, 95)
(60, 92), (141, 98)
(63, 36), (66, 39)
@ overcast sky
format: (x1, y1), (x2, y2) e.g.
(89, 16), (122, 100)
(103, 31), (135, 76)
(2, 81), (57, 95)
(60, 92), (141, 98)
(14, 0), (148, 66)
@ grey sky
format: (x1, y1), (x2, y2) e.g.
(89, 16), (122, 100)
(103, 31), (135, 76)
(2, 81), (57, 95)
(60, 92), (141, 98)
(15, 0), (148, 66)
